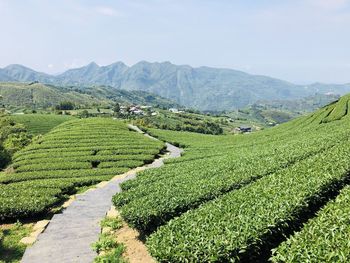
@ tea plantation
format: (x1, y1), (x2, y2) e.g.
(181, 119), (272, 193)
(0, 118), (164, 220)
(2, 94), (350, 262)
(113, 94), (350, 262)
(11, 114), (74, 135)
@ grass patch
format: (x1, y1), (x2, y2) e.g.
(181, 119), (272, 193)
(0, 221), (32, 263)
(94, 242), (127, 263)
(92, 215), (127, 263)
(92, 233), (127, 263)
(100, 217), (123, 231)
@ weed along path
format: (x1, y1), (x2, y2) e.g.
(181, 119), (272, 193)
(21, 125), (182, 263)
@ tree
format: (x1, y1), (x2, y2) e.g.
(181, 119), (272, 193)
(79, 110), (90, 118)
(55, 101), (75, 110)
(113, 102), (120, 113)
(0, 95), (4, 109)
(0, 144), (10, 169)
(0, 115), (32, 168)
(113, 103), (121, 114)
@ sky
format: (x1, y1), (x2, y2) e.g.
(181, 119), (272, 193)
(0, 0), (350, 84)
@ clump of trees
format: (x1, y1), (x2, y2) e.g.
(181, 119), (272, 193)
(55, 101), (75, 110)
(113, 103), (121, 115)
(0, 113), (32, 169)
(78, 110), (90, 118)
(134, 117), (223, 135)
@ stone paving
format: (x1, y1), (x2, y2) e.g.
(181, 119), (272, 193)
(21, 127), (181, 263)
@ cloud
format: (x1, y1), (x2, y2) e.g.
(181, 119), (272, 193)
(95, 6), (120, 17)
(47, 64), (54, 69)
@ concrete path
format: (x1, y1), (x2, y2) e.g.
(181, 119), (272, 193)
(21, 127), (181, 263)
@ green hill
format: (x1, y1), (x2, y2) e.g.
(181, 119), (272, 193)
(227, 93), (339, 126)
(0, 82), (110, 110)
(0, 82), (179, 111)
(112, 93), (350, 261)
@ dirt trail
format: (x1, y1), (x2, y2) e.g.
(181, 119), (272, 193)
(21, 125), (182, 263)
(116, 125), (181, 263)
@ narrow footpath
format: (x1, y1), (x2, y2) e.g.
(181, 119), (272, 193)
(21, 125), (182, 263)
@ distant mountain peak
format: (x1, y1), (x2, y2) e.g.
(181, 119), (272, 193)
(87, 61), (99, 68)
(4, 64), (36, 71)
(104, 61), (128, 69)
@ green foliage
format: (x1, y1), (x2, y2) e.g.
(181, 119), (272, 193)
(94, 243), (127, 263)
(0, 115), (32, 168)
(146, 134), (350, 262)
(92, 233), (119, 254)
(93, 216), (127, 263)
(271, 185), (350, 262)
(114, 120), (350, 232)
(0, 82), (110, 111)
(321, 94), (350, 123)
(0, 82), (179, 112)
(113, 103), (121, 115)
(100, 217), (123, 231)
(110, 94), (350, 261)
(133, 110), (224, 135)
(3, 132), (32, 155)
(55, 101), (75, 110)
(0, 145), (10, 169)
(78, 110), (90, 118)
(0, 222), (32, 263)
(0, 118), (163, 220)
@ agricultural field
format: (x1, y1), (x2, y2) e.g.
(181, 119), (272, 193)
(0, 118), (164, 221)
(11, 114), (74, 135)
(112, 94), (350, 262)
(1, 94), (350, 262)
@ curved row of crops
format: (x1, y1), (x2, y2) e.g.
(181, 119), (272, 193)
(113, 95), (350, 262)
(271, 184), (350, 262)
(114, 118), (350, 231)
(147, 134), (350, 262)
(0, 118), (164, 220)
(11, 114), (74, 135)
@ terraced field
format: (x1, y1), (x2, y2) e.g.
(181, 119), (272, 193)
(2, 95), (350, 262)
(272, 184), (350, 262)
(0, 118), (164, 220)
(113, 94), (350, 262)
(11, 114), (74, 135)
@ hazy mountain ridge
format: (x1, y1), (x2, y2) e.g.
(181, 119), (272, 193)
(1, 61), (350, 111)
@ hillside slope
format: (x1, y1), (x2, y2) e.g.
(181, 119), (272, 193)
(0, 82), (179, 110)
(228, 93), (340, 126)
(112, 93), (350, 261)
(1, 62), (350, 111)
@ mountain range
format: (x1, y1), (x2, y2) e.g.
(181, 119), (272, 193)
(1, 61), (350, 111)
